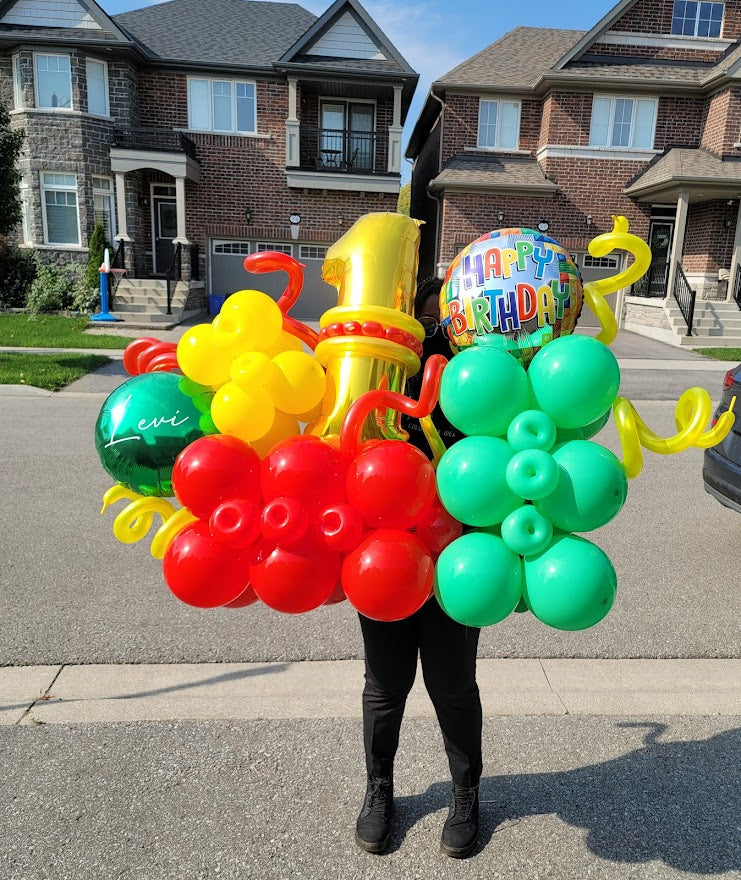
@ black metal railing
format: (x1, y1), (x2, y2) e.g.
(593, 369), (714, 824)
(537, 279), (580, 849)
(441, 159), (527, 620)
(673, 263), (696, 336)
(107, 239), (126, 305)
(189, 243), (200, 282)
(166, 243), (182, 315)
(632, 260), (668, 297)
(111, 239), (125, 272)
(113, 127), (197, 160)
(297, 127), (377, 173)
(733, 262), (741, 310)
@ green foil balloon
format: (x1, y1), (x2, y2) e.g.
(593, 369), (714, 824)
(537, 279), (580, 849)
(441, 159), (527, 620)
(527, 335), (620, 430)
(437, 436), (521, 527)
(435, 532), (523, 627)
(440, 345), (531, 437)
(536, 440), (628, 532)
(523, 533), (617, 631)
(95, 373), (211, 496)
(501, 505), (553, 556)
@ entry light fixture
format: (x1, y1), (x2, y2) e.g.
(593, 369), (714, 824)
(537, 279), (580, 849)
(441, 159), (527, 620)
(244, 207), (252, 223)
(138, 194), (150, 210)
(586, 214), (593, 228)
(498, 210), (504, 223)
(289, 212), (301, 240)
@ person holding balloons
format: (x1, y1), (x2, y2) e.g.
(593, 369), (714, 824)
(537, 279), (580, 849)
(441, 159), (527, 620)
(355, 278), (483, 860)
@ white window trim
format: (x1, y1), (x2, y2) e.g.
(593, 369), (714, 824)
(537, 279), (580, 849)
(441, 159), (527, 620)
(86, 57), (110, 117)
(12, 54), (22, 110)
(33, 52), (73, 111)
(41, 172), (80, 247)
(671, 1), (725, 38)
(19, 181), (32, 244)
(92, 174), (116, 240)
(187, 76), (257, 134)
(477, 98), (521, 150)
(589, 95), (658, 150)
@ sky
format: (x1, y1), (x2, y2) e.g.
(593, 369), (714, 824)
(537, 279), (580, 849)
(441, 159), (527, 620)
(104, 0), (618, 180)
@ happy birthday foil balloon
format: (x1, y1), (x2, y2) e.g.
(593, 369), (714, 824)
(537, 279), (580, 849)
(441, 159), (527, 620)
(440, 228), (583, 368)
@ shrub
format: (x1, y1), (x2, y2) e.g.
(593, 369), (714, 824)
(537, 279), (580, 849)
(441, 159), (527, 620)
(0, 242), (36, 308)
(84, 223), (108, 293)
(27, 257), (86, 314)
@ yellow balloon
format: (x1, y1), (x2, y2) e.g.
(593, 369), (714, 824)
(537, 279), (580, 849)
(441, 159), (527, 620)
(214, 289), (283, 352)
(211, 381), (276, 443)
(230, 351), (275, 391)
(262, 329), (303, 358)
(177, 324), (234, 388)
(249, 408), (301, 458)
(267, 350), (326, 414)
(296, 400), (323, 425)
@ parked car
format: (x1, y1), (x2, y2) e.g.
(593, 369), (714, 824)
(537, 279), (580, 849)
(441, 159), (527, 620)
(703, 364), (741, 513)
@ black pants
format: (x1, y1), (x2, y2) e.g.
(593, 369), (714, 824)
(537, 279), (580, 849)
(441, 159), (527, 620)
(359, 598), (483, 787)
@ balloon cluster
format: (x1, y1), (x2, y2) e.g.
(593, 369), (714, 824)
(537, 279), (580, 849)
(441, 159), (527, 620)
(435, 334), (626, 631)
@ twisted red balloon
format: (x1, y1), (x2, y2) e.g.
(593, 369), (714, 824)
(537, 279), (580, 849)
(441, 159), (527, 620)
(339, 354), (448, 459)
(243, 251), (320, 351)
(123, 337), (179, 375)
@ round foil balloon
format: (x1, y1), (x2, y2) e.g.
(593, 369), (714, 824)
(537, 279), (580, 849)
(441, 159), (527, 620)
(440, 228), (583, 367)
(95, 372), (211, 496)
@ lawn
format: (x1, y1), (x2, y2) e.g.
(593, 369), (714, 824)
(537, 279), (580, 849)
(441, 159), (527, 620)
(0, 352), (112, 391)
(693, 347), (741, 361)
(0, 313), (136, 349)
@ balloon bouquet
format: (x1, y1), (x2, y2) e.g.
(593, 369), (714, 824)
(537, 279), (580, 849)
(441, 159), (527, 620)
(96, 213), (735, 632)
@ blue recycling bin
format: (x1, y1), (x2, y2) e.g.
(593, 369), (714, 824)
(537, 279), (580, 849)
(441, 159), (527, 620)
(208, 294), (227, 315)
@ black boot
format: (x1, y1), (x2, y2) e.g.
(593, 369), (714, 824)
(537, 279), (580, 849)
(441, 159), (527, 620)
(355, 775), (394, 854)
(440, 783), (479, 858)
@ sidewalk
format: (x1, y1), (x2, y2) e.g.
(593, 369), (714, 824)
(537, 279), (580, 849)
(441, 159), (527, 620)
(3, 659), (739, 725)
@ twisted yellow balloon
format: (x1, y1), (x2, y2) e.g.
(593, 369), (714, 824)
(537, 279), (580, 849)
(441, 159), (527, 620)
(583, 216), (652, 346)
(613, 391), (736, 479)
(420, 415), (446, 469)
(101, 485), (196, 558)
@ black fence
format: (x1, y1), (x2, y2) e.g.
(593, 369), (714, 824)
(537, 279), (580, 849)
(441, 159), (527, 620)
(298, 127), (377, 173)
(632, 261), (668, 298)
(673, 263), (696, 336)
(733, 263), (741, 311)
(113, 127), (197, 160)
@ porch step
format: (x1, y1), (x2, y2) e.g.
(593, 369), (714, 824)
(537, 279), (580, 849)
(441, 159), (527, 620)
(87, 309), (204, 331)
(676, 335), (741, 347)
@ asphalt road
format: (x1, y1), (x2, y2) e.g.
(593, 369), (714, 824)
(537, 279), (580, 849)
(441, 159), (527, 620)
(0, 347), (738, 663)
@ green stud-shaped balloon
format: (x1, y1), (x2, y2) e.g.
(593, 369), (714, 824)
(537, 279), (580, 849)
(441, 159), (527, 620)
(501, 505), (553, 556)
(536, 440), (628, 532)
(435, 531), (523, 627)
(523, 532), (617, 631)
(505, 448), (559, 500)
(507, 409), (557, 452)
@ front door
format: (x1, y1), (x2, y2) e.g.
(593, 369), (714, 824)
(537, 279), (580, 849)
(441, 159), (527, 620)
(648, 220), (674, 265)
(152, 188), (177, 275)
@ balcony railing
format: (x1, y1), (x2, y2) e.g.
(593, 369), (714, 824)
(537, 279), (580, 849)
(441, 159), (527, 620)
(673, 263), (696, 335)
(631, 261), (668, 298)
(297, 127), (378, 174)
(113, 127), (197, 160)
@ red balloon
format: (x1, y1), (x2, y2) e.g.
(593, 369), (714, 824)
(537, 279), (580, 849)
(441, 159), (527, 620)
(223, 585), (259, 608)
(261, 496), (309, 546)
(324, 581), (347, 605)
(163, 521), (252, 608)
(415, 499), (463, 558)
(173, 435), (262, 519)
(342, 529), (434, 622)
(261, 436), (348, 512)
(209, 499), (261, 549)
(320, 503), (364, 553)
(346, 441), (436, 530)
(250, 527), (340, 614)
(123, 337), (161, 376)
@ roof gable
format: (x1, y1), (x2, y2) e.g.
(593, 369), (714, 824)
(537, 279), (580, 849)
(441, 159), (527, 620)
(0, 0), (131, 42)
(554, 0), (641, 68)
(305, 9), (385, 60)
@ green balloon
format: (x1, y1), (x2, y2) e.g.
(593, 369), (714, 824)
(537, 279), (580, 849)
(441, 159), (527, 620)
(513, 596), (530, 613)
(440, 345), (531, 437)
(507, 409), (557, 452)
(536, 440), (627, 532)
(437, 436), (521, 527)
(435, 532), (523, 627)
(556, 409), (611, 443)
(95, 373), (211, 496)
(505, 448), (559, 500)
(501, 504), (553, 556)
(527, 335), (620, 429)
(523, 533), (616, 630)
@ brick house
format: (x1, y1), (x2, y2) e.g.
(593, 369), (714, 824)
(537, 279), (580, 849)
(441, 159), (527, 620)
(0, 0), (416, 321)
(406, 0), (741, 345)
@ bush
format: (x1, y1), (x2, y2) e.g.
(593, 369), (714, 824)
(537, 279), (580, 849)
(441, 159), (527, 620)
(0, 242), (36, 308)
(84, 223), (108, 294)
(27, 258), (86, 314)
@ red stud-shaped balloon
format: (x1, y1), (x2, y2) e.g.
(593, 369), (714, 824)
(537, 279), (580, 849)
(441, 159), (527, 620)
(209, 498), (261, 549)
(173, 435), (262, 519)
(163, 521), (253, 608)
(342, 529), (434, 622)
(346, 440), (436, 530)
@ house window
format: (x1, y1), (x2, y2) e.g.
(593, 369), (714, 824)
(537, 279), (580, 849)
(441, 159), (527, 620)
(320, 101), (374, 171)
(35, 54), (72, 109)
(12, 54), (22, 109)
(86, 59), (109, 116)
(256, 242), (293, 255)
(671, 2), (724, 37)
(93, 176), (115, 241)
(582, 255), (619, 268)
(20, 181), (32, 244)
(477, 99), (521, 150)
(212, 241), (250, 254)
(187, 77), (256, 133)
(41, 172), (80, 245)
(589, 96), (657, 149)
(299, 245), (328, 260)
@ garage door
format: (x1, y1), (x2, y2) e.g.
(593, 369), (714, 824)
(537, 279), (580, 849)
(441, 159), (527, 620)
(575, 253), (624, 328)
(209, 240), (338, 321)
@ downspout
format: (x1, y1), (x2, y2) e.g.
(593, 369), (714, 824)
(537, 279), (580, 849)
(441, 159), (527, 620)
(426, 88), (445, 277)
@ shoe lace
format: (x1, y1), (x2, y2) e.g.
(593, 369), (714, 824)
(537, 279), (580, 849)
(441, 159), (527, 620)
(452, 786), (477, 820)
(367, 779), (391, 813)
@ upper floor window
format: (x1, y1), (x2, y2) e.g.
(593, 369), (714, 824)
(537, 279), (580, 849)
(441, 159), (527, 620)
(35, 54), (72, 109)
(41, 172), (79, 245)
(187, 77), (256, 134)
(93, 176), (116, 241)
(477, 99), (520, 150)
(671, 2), (724, 37)
(589, 96), (657, 149)
(86, 59), (109, 116)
